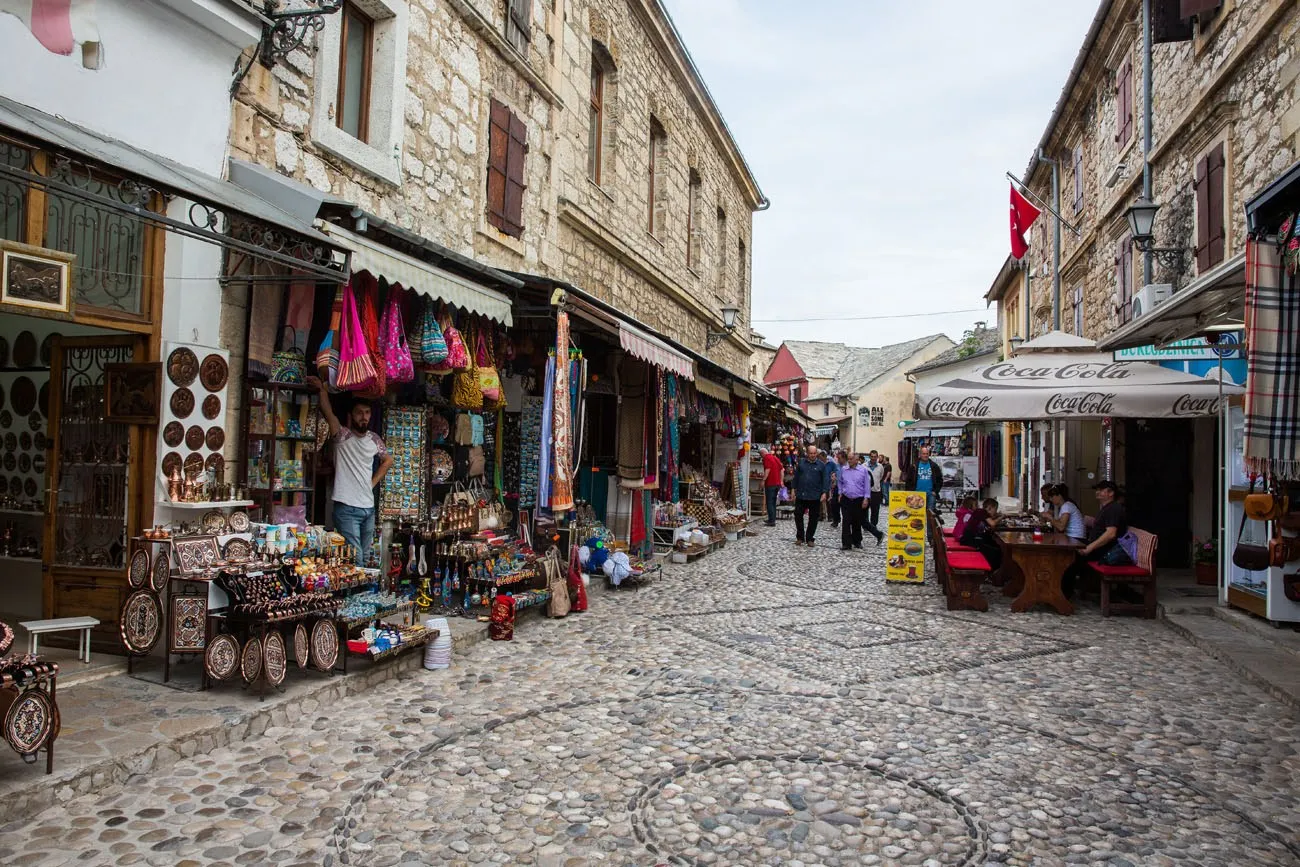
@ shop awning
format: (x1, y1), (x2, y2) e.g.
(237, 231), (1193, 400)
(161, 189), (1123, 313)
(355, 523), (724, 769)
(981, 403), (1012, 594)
(618, 322), (695, 380)
(1095, 253), (1246, 352)
(321, 223), (513, 325)
(785, 407), (806, 424)
(732, 382), (757, 402)
(904, 425), (967, 439)
(695, 377), (731, 401)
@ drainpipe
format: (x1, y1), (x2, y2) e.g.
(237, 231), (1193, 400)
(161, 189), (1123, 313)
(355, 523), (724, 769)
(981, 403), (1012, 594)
(1141, 0), (1154, 286)
(1037, 149), (1063, 332)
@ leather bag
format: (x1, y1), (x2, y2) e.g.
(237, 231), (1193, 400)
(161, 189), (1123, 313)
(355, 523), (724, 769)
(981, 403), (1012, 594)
(1232, 478), (1271, 572)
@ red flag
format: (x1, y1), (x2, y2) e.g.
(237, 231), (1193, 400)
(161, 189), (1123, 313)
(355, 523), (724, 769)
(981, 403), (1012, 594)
(1009, 184), (1041, 259)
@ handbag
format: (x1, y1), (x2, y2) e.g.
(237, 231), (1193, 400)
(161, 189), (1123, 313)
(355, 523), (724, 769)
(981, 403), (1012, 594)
(315, 286), (344, 388)
(453, 413), (474, 445)
(1232, 479), (1272, 572)
(419, 296), (448, 368)
(475, 328), (501, 402)
(545, 548), (571, 617)
(355, 274), (387, 399)
(271, 326), (306, 384)
(443, 307), (469, 371)
(1245, 490), (1288, 521)
(336, 279), (378, 392)
(378, 287), (415, 383)
(467, 445), (486, 478)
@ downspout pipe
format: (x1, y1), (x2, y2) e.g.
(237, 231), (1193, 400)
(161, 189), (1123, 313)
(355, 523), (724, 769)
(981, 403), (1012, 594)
(1141, 0), (1154, 286)
(1037, 148), (1062, 332)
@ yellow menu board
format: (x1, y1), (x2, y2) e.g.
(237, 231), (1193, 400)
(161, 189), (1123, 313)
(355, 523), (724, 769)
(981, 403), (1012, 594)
(884, 490), (927, 583)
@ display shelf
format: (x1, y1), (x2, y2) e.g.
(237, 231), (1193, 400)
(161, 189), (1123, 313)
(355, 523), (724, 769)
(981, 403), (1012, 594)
(250, 486), (314, 494)
(159, 500), (255, 510)
(336, 601), (414, 629)
(0, 554), (41, 564)
(347, 627), (435, 661)
(0, 508), (43, 517)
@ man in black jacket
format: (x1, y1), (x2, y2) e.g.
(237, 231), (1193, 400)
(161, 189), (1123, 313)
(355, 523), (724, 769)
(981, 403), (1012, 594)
(902, 445), (944, 514)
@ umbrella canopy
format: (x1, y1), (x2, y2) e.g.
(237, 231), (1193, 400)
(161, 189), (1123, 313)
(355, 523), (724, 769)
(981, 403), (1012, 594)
(915, 352), (1242, 421)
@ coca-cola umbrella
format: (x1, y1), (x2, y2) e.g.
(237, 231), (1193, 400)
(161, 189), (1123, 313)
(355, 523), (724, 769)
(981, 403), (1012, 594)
(915, 352), (1242, 421)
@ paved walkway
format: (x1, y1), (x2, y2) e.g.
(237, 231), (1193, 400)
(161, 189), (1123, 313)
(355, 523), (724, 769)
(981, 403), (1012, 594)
(2, 530), (1298, 867)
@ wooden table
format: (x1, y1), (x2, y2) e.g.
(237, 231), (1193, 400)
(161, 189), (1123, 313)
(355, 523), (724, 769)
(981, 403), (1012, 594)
(997, 531), (1081, 615)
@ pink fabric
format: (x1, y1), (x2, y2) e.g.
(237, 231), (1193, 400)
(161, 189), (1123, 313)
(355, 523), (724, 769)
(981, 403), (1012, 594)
(30, 0), (75, 55)
(550, 313), (574, 512)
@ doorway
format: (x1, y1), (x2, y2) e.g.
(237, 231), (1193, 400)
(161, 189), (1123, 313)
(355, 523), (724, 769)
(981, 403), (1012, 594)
(1123, 418), (1192, 568)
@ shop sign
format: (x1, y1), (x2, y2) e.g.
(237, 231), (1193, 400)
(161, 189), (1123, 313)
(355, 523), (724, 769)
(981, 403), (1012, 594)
(884, 491), (927, 583)
(1113, 333), (1243, 361)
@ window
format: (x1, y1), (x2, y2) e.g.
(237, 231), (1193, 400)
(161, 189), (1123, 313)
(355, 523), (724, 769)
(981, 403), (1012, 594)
(1072, 144), (1084, 213)
(737, 238), (747, 306)
(1115, 236), (1134, 325)
(647, 117), (666, 236)
(487, 98), (528, 238)
(1194, 141), (1226, 271)
(587, 54), (605, 183)
(337, 3), (373, 142)
(686, 170), (702, 268)
(1116, 58), (1133, 146)
(789, 383), (801, 405)
(1072, 284), (1084, 336)
(715, 207), (727, 295)
(822, 403), (829, 418)
(505, 0), (531, 54)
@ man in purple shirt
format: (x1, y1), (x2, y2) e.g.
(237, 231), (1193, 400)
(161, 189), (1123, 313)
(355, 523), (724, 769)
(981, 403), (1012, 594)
(837, 453), (883, 550)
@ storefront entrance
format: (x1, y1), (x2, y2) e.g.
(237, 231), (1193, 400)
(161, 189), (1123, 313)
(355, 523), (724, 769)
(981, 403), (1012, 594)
(1124, 418), (1192, 568)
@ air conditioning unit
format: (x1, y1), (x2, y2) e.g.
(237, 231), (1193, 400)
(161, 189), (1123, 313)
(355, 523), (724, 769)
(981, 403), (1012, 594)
(1132, 283), (1173, 319)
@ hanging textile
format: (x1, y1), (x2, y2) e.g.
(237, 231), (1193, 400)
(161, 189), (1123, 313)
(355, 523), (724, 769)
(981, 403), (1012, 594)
(643, 490), (654, 558)
(519, 397), (543, 508)
(247, 281), (286, 379)
(660, 374), (679, 502)
(643, 369), (661, 488)
(1244, 236), (1300, 479)
(630, 489), (646, 549)
(503, 409), (521, 501)
(552, 313), (575, 512)
(617, 361), (647, 481)
(540, 356), (556, 509)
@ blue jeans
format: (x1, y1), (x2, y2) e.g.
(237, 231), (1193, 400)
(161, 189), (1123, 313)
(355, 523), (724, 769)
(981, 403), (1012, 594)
(764, 486), (780, 524)
(333, 502), (375, 566)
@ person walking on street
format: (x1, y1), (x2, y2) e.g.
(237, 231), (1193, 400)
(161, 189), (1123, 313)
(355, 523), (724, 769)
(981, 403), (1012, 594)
(310, 376), (394, 565)
(760, 447), (784, 527)
(828, 450), (844, 528)
(903, 445), (944, 516)
(791, 445), (832, 547)
(881, 457), (893, 502)
(837, 453), (883, 549)
(866, 450), (885, 529)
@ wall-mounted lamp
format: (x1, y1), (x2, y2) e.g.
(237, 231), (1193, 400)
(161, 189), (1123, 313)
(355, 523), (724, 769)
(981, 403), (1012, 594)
(1008, 335), (1025, 355)
(1125, 196), (1189, 274)
(706, 305), (741, 349)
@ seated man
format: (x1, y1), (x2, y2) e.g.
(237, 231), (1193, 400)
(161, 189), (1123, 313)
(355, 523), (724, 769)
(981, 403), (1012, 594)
(1068, 479), (1133, 599)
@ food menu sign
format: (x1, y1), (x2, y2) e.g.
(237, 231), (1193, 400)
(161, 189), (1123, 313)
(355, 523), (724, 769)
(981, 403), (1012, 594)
(884, 490), (926, 583)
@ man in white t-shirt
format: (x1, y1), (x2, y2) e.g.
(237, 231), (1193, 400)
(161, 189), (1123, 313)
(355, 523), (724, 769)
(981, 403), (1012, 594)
(310, 377), (393, 565)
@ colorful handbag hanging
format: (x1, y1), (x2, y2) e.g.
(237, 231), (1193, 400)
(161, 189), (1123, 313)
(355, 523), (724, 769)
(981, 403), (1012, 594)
(315, 285), (344, 389)
(451, 320), (484, 410)
(418, 295), (448, 368)
(336, 278), (378, 392)
(271, 326), (306, 384)
(378, 285), (415, 383)
(443, 305), (470, 370)
(475, 325), (502, 403)
(355, 273), (387, 399)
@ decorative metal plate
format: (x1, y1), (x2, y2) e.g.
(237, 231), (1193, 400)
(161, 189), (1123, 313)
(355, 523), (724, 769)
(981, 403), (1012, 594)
(162, 421), (184, 448)
(205, 427), (225, 451)
(166, 347), (199, 388)
(3, 433), (13, 452)
(293, 623), (309, 669)
(4, 688), (53, 757)
(17, 454), (29, 473)
(120, 589), (163, 656)
(202, 394), (222, 420)
(12, 331), (36, 368)
(32, 453), (44, 474)
(2, 453), (13, 472)
(185, 425), (205, 451)
(184, 453), (205, 477)
(0, 621), (12, 656)
(173, 536), (219, 573)
(205, 633), (239, 681)
(310, 619), (339, 672)
(9, 475), (20, 496)
(222, 537), (252, 563)
(128, 547), (150, 589)
(0, 336), (7, 368)
(240, 637), (262, 684)
(263, 630), (287, 686)
(38, 334), (58, 367)
(150, 551), (170, 592)
(200, 510), (226, 535)
(23, 478), (35, 498)
(169, 387), (194, 419)
(0, 477), (6, 494)
(19, 431), (30, 451)
(227, 510), (251, 533)
(430, 448), (453, 482)
(0, 411), (9, 428)
(34, 432), (45, 450)
(161, 452), (182, 478)
(10, 377), (35, 416)
(205, 454), (224, 478)
(37, 382), (49, 417)
(169, 596), (207, 653)
(27, 412), (40, 431)
(199, 354), (228, 392)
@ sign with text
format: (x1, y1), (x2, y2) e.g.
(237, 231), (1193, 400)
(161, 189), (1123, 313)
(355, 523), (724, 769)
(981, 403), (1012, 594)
(884, 490), (927, 583)
(1113, 333), (1243, 361)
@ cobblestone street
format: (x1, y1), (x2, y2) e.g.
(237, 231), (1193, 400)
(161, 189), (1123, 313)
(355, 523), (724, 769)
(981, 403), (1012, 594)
(3, 530), (1298, 867)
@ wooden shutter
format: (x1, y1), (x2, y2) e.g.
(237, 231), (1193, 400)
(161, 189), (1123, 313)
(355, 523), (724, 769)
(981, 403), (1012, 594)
(1072, 144), (1084, 212)
(503, 112), (528, 238)
(1206, 143), (1226, 267)
(1180, 0), (1221, 17)
(1153, 0), (1194, 42)
(1116, 60), (1133, 145)
(486, 99), (510, 234)
(1194, 152), (1210, 271)
(1116, 239), (1133, 324)
(506, 0), (531, 52)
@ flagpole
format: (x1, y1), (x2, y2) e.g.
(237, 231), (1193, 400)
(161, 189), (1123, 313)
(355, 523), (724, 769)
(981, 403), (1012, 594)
(1007, 172), (1082, 237)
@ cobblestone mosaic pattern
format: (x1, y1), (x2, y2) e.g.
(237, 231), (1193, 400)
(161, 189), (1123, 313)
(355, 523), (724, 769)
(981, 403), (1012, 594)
(2, 529), (1298, 866)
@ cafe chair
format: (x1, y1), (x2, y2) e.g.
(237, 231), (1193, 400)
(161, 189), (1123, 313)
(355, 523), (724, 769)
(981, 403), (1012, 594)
(1087, 528), (1158, 618)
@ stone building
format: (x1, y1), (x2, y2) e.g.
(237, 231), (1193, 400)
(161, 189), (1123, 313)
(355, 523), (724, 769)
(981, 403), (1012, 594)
(226, 0), (764, 378)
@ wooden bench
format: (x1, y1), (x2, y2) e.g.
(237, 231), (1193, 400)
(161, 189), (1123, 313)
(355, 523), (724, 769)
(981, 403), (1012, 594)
(1086, 527), (1158, 618)
(20, 617), (100, 662)
(930, 516), (990, 612)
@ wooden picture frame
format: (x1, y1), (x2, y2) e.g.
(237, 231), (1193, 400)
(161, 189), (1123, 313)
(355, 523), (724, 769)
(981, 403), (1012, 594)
(0, 240), (75, 320)
(104, 362), (162, 424)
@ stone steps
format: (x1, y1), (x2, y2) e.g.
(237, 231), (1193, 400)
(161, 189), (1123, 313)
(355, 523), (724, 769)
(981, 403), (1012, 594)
(1162, 611), (1300, 711)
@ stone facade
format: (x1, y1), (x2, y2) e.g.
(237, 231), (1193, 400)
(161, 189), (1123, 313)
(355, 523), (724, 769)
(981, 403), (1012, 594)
(1011, 0), (1298, 342)
(226, 0), (762, 378)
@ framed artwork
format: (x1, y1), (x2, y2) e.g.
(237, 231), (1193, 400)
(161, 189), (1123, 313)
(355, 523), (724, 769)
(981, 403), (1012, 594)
(169, 595), (207, 653)
(104, 362), (162, 425)
(0, 241), (75, 321)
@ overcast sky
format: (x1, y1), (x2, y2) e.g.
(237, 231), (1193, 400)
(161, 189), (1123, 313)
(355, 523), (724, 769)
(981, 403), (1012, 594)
(661, 0), (1100, 349)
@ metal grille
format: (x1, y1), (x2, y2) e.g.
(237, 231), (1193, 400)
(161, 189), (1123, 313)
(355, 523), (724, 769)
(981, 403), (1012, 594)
(53, 343), (132, 568)
(44, 163), (146, 314)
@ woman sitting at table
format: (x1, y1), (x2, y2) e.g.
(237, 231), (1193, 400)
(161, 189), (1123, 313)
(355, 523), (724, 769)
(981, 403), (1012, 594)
(1042, 484), (1087, 542)
(960, 498), (1003, 570)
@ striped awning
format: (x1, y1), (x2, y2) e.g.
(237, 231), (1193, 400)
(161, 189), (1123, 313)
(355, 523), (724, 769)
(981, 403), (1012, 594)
(619, 322), (694, 380)
(695, 377), (731, 401)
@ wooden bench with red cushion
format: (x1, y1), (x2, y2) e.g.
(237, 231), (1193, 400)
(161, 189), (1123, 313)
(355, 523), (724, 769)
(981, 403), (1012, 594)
(930, 515), (989, 612)
(1086, 527), (1158, 618)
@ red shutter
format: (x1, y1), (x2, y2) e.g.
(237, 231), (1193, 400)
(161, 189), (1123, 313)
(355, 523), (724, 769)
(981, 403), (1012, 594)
(1206, 143), (1226, 267)
(1153, 0), (1194, 42)
(1180, 0), (1221, 17)
(502, 113), (528, 239)
(486, 99), (510, 233)
(1194, 153), (1210, 271)
(1116, 60), (1133, 145)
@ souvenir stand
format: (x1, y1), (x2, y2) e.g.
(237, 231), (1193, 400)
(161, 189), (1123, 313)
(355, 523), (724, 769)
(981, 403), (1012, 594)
(0, 621), (60, 774)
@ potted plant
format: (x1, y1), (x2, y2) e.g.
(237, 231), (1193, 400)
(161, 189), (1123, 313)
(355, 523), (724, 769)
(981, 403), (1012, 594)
(1192, 536), (1218, 586)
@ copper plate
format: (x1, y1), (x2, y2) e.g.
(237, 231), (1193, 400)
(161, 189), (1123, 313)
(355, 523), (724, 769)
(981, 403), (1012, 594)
(23, 478), (35, 498)
(185, 425), (205, 450)
(34, 432), (45, 450)
(0, 411), (10, 428)
(32, 453), (44, 473)
(12, 331), (36, 368)
(199, 354), (228, 392)
(17, 454), (29, 473)
(170, 388), (194, 419)
(128, 547), (150, 589)
(183, 452), (204, 477)
(293, 623), (309, 669)
(120, 589), (163, 656)
(200, 510), (226, 535)
(223, 537), (251, 563)
(205, 633), (239, 681)
(27, 412), (40, 431)
(227, 510), (250, 533)
(310, 619), (338, 672)
(161, 451), (182, 478)
(4, 433), (14, 453)
(0, 477), (7, 495)
(37, 382), (48, 416)
(10, 377), (35, 416)
(263, 630), (287, 686)
(205, 453), (224, 478)
(9, 475), (20, 495)
(39, 334), (59, 366)
(201, 394), (221, 420)
(0, 336), (7, 368)
(150, 551), (170, 593)
(205, 427), (224, 451)
(170, 596), (207, 653)
(240, 637), (262, 684)
(19, 432), (30, 451)
(3, 453), (13, 472)
(162, 422), (184, 448)
(167, 347), (199, 388)
(0, 620), (12, 657)
(4, 688), (53, 757)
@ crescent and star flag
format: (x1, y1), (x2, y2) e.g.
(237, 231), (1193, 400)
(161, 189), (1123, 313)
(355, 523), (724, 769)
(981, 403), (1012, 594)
(1, 0), (100, 66)
(1009, 184), (1041, 260)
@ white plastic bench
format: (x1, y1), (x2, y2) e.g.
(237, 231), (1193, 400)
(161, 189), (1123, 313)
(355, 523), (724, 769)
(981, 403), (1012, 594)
(20, 617), (100, 662)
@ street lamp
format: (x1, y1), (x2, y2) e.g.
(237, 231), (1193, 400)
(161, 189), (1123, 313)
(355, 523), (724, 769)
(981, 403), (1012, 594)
(1008, 335), (1025, 356)
(1125, 196), (1189, 277)
(706, 305), (742, 349)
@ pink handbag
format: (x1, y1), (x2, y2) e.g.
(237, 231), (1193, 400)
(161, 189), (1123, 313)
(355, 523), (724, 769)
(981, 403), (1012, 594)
(378, 286), (414, 383)
(336, 278), (377, 392)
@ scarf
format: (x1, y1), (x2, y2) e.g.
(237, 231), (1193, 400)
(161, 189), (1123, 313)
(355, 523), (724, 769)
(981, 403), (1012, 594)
(551, 314), (575, 512)
(1244, 237), (1300, 479)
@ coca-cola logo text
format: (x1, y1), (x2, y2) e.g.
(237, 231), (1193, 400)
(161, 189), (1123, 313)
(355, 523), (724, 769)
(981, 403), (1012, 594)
(925, 396), (991, 418)
(1045, 392), (1115, 415)
(981, 362), (1134, 383)
(1172, 394), (1220, 416)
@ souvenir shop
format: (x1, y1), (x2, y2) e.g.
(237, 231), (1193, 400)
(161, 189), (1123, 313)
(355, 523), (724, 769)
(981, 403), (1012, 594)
(898, 423), (1002, 509)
